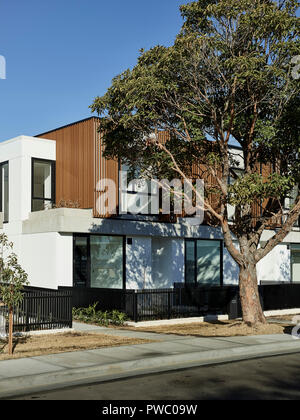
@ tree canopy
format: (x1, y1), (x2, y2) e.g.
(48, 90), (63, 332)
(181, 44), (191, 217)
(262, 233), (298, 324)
(91, 0), (300, 325)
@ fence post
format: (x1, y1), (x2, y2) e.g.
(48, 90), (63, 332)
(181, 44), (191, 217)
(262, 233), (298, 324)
(68, 290), (73, 328)
(168, 291), (171, 320)
(25, 298), (30, 332)
(133, 291), (138, 323)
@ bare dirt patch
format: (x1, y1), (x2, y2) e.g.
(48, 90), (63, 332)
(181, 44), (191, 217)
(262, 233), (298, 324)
(124, 320), (292, 337)
(0, 332), (152, 361)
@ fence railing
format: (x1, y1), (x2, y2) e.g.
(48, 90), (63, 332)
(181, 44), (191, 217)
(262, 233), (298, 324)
(35, 283), (300, 324)
(125, 286), (239, 322)
(59, 287), (126, 312)
(0, 286), (73, 332)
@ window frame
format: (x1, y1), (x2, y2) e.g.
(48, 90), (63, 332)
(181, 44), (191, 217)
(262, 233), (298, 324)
(119, 163), (159, 216)
(73, 233), (126, 290)
(185, 238), (224, 287)
(31, 158), (56, 212)
(0, 161), (9, 223)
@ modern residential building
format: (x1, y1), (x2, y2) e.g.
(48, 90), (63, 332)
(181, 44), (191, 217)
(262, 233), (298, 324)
(0, 117), (299, 294)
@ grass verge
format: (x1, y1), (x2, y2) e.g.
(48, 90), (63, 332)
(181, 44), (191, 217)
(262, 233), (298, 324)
(0, 332), (153, 361)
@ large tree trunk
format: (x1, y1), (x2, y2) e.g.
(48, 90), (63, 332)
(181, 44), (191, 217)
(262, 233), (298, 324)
(239, 263), (266, 326)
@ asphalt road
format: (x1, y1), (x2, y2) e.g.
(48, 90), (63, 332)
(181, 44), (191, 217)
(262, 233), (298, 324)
(11, 352), (300, 400)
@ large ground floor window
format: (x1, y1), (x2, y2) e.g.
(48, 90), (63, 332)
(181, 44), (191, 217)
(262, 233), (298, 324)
(185, 239), (223, 286)
(291, 244), (300, 283)
(74, 234), (125, 289)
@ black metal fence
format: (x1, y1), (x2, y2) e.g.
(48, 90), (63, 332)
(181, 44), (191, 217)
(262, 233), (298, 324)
(125, 286), (239, 322)
(38, 283), (300, 323)
(59, 287), (126, 312)
(261, 283), (300, 311)
(0, 286), (73, 332)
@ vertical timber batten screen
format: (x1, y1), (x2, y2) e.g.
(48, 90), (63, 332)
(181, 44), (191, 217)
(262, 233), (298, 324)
(94, 119), (119, 218)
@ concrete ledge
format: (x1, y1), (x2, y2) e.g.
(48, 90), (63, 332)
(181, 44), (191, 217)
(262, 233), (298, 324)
(264, 309), (300, 317)
(126, 315), (229, 328)
(24, 328), (74, 336)
(0, 339), (300, 399)
(21, 207), (224, 239)
(22, 208), (94, 234)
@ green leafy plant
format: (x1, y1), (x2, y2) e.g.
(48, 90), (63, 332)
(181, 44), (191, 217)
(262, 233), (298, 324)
(0, 234), (29, 355)
(72, 303), (128, 327)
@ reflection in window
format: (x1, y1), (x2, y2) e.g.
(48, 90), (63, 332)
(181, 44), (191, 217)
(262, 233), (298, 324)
(32, 159), (55, 211)
(185, 241), (196, 284)
(0, 162), (9, 222)
(90, 236), (123, 289)
(291, 245), (300, 283)
(120, 164), (158, 215)
(197, 241), (221, 285)
(74, 236), (88, 288)
(185, 239), (222, 286)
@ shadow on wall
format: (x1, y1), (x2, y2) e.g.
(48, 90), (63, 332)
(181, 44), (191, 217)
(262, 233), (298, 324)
(258, 245), (291, 283)
(88, 218), (223, 290)
(223, 247), (239, 286)
(279, 248), (291, 281)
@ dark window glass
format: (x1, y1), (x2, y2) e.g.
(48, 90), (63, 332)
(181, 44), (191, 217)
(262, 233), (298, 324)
(90, 236), (123, 289)
(197, 240), (221, 285)
(73, 235), (125, 290)
(32, 159), (55, 211)
(291, 245), (300, 283)
(185, 241), (196, 284)
(74, 236), (89, 288)
(0, 162), (9, 223)
(185, 239), (222, 286)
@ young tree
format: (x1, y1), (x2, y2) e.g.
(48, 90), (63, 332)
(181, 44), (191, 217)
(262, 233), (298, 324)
(0, 234), (28, 355)
(91, 0), (300, 326)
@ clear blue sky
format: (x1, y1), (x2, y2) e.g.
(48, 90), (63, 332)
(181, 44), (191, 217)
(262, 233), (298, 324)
(0, 0), (189, 141)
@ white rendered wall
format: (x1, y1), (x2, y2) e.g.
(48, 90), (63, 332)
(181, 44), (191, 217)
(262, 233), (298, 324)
(152, 238), (184, 288)
(223, 245), (240, 285)
(0, 136), (58, 289)
(0, 136), (56, 234)
(9, 232), (73, 290)
(257, 244), (291, 283)
(126, 237), (185, 290)
(223, 242), (293, 285)
(126, 237), (152, 289)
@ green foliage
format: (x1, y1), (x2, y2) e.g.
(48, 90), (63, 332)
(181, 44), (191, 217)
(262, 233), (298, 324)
(0, 234), (29, 310)
(228, 173), (295, 206)
(91, 0), (299, 195)
(72, 303), (128, 327)
(90, 0), (300, 268)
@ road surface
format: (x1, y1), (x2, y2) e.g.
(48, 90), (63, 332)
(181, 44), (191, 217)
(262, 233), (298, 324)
(11, 352), (300, 400)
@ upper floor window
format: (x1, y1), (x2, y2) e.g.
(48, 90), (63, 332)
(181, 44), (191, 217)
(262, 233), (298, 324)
(0, 162), (9, 223)
(32, 158), (55, 212)
(120, 164), (158, 215)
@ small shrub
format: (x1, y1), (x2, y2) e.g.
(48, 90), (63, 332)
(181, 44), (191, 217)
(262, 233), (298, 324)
(72, 303), (127, 327)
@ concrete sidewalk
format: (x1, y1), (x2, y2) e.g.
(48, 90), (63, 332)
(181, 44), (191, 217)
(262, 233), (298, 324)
(0, 322), (300, 399)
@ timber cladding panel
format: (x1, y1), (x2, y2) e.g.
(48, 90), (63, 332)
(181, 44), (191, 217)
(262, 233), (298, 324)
(36, 117), (119, 216)
(36, 121), (280, 226)
(94, 121), (119, 218)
